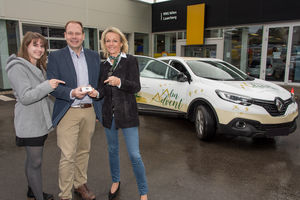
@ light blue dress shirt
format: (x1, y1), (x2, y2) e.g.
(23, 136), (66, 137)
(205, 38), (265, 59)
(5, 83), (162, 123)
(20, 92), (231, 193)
(68, 46), (92, 106)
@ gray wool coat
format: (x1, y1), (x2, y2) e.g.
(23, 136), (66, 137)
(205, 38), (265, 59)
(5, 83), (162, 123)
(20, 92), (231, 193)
(6, 54), (54, 138)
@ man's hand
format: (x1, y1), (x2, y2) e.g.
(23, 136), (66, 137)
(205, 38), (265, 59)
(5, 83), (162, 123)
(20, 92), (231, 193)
(88, 88), (99, 98)
(71, 87), (88, 99)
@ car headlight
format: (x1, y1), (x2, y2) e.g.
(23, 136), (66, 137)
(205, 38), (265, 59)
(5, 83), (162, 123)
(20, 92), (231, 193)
(216, 90), (252, 106)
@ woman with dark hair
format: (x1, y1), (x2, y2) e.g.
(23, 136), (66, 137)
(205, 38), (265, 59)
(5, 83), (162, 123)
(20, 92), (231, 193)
(90, 27), (148, 200)
(6, 31), (64, 200)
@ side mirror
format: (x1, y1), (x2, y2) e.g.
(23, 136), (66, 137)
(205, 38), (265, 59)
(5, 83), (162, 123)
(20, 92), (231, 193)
(177, 72), (188, 82)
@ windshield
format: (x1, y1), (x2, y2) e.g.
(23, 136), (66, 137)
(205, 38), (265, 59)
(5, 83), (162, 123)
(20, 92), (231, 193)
(186, 60), (252, 81)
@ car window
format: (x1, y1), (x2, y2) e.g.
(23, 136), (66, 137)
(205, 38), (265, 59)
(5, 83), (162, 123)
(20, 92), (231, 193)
(136, 56), (168, 79)
(160, 59), (170, 64)
(166, 66), (180, 80)
(136, 57), (149, 72)
(186, 60), (249, 81)
(170, 60), (191, 80)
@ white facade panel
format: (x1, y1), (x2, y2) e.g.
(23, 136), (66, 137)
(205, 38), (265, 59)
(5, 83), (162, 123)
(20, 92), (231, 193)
(0, 0), (151, 33)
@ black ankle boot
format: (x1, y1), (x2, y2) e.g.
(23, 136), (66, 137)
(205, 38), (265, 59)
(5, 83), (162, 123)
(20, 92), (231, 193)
(27, 186), (54, 200)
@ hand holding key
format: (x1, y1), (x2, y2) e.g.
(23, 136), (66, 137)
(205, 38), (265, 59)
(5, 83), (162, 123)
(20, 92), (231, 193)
(86, 85), (99, 98)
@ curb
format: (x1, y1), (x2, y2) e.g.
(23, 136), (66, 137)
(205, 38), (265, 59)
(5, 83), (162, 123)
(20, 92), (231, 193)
(0, 90), (13, 95)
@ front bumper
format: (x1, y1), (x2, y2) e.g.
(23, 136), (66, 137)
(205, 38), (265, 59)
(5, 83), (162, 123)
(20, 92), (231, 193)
(217, 117), (298, 137)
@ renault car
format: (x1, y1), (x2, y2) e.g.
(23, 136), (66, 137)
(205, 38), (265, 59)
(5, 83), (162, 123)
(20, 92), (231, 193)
(135, 56), (298, 140)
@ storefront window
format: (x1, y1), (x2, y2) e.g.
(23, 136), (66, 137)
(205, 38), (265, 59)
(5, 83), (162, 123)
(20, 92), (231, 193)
(289, 26), (300, 83)
(23, 24), (48, 37)
(49, 27), (64, 38)
(48, 27), (65, 51)
(177, 31), (186, 40)
(224, 26), (263, 76)
(89, 29), (98, 51)
(0, 20), (19, 89)
(184, 45), (217, 58)
(6, 20), (19, 55)
(265, 27), (288, 81)
(154, 33), (176, 57)
(23, 24), (67, 51)
(98, 31), (105, 60)
(23, 24), (98, 52)
(134, 33), (149, 56)
(49, 40), (67, 49)
(84, 28), (98, 51)
(205, 29), (223, 38)
(154, 34), (165, 56)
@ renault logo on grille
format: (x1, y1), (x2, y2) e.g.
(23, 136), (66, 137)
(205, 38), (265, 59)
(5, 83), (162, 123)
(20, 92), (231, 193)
(275, 98), (284, 112)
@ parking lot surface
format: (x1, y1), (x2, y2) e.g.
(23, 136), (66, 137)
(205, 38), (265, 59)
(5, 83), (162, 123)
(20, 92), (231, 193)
(1, 93), (300, 200)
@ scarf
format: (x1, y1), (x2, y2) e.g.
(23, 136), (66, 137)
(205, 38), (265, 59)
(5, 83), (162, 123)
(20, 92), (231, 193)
(109, 53), (121, 71)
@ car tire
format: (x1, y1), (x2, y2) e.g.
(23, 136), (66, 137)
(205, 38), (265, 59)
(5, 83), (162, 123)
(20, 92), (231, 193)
(194, 105), (216, 140)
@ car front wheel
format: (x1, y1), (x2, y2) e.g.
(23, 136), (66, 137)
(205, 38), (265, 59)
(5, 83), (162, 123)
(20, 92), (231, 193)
(195, 105), (216, 140)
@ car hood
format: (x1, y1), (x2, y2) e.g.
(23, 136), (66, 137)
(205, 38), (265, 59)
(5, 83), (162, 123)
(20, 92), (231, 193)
(197, 78), (292, 101)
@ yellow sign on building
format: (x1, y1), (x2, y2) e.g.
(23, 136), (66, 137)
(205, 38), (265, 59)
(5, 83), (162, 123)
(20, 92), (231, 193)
(186, 3), (205, 45)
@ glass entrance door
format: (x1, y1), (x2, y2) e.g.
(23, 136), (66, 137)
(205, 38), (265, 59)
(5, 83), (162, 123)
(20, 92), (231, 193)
(264, 26), (289, 81)
(289, 26), (300, 83)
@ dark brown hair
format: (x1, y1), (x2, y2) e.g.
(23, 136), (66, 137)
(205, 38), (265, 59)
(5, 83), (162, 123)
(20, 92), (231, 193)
(65, 20), (84, 33)
(18, 31), (48, 69)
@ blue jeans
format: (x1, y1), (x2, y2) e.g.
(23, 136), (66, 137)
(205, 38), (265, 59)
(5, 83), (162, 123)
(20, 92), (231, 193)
(104, 118), (148, 195)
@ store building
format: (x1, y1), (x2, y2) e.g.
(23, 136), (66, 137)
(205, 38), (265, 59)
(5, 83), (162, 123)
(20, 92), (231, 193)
(152, 0), (300, 85)
(0, 0), (152, 89)
(1, 0), (300, 89)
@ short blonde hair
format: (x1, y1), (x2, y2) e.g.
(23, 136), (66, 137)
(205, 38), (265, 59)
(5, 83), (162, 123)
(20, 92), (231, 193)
(101, 27), (128, 58)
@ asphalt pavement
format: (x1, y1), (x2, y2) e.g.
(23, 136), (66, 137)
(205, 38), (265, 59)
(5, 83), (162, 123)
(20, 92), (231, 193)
(1, 88), (300, 200)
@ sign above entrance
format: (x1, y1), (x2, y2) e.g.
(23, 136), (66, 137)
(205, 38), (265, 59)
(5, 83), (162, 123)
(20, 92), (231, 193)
(161, 10), (178, 21)
(152, 1), (186, 32)
(152, 1), (205, 33)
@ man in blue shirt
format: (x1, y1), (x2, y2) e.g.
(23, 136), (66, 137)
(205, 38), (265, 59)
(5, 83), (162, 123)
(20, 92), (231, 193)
(47, 20), (101, 200)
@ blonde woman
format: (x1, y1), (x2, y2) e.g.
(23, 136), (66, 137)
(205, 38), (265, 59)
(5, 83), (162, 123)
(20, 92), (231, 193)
(93, 27), (148, 200)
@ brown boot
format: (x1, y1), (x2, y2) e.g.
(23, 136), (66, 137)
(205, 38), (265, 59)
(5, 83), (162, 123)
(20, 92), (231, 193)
(74, 184), (96, 200)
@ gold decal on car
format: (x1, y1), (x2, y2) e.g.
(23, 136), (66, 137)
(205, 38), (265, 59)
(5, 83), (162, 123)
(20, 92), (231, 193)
(232, 105), (239, 111)
(152, 89), (183, 110)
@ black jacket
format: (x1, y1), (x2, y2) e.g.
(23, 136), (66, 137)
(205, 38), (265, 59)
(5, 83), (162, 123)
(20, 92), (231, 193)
(98, 54), (141, 129)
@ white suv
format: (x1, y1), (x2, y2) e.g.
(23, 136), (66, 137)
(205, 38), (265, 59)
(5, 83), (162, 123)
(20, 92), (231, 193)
(135, 56), (298, 140)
